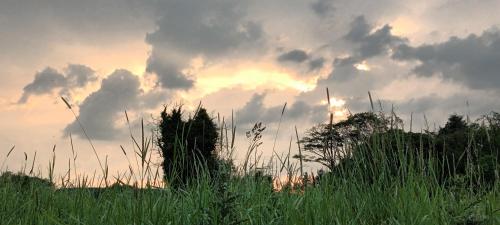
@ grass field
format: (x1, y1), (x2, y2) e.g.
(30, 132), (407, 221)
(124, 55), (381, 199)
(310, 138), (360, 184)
(0, 104), (499, 225)
(0, 164), (498, 224)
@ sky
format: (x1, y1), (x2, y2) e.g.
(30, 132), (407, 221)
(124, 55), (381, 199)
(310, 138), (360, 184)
(1, 0), (500, 178)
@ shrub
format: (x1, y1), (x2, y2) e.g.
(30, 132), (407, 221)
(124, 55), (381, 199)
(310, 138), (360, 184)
(0, 171), (54, 189)
(157, 105), (219, 188)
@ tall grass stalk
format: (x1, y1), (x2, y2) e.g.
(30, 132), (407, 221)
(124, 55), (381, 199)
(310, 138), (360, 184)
(0, 146), (15, 172)
(61, 97), (106, 182)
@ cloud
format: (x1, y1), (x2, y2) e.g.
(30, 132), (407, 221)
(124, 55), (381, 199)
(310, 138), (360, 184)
(277, 49), (309, 63)
(64, 69), (167, 140)
(392, 28), (500, 90)
(0, 0), (154, 43)
(326, 57), (361, 82)
(18, 64), (97, 104)
(235, 93), (326, 125)
(305, 16), (409, 97)
(310, 0), (335, 18)
(307, 54), (412, 106)
(344, 16), (372, 43)
(145, 0), (265, 90)
(344, 16), (406, 60)
(64, 64), (97, 87)
(0, 0), (156, 69)
(276, 49), (325, 72)
(397, 93), (500, 118)
(308, 57), (325, 71)
(145, 58), (194, 90)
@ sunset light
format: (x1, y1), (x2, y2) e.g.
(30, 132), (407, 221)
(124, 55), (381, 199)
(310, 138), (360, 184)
(197, 67), (317, 95)
(2, 0), (499, 223)
(354, 61), (371, 71)
(321, 97), (348, 121)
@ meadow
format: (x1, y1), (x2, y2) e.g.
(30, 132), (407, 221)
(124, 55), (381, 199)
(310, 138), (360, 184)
(0, 96), (499, 225)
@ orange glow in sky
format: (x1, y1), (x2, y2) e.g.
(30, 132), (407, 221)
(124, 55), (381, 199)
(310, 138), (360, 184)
(195, 62), (317, 96)
(354, 61), (371, 71)
(390, 16), (421, 37)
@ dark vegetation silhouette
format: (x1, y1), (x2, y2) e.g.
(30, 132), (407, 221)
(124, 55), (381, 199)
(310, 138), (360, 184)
(1, 102), (499, 224)
(157, 105), (219, 187)
(157, 105), (244, 223)
(299, 111), (500, 187)
(0, 171), (54, 189)
(297, 112), (391, 170)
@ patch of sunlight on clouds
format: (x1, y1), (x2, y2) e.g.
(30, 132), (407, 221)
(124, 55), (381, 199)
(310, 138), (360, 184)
(389, 15), (429, 44)
(321, 96), (348, 122)
(354, 61), (371, 71)
(130, 65), (146, 77)
(330, 97), (346, 108)
(196, 64), (317, 96)
(321, 97), (346, 108)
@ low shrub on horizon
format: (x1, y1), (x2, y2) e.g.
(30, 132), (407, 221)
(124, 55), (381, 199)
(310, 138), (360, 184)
(0, 171), (54, 189)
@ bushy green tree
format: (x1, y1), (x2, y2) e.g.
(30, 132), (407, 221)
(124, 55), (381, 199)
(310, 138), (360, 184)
(158, 106), (219, 187)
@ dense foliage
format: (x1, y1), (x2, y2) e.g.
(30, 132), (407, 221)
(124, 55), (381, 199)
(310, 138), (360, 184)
(158, 106), (219, 187)
(300, 112), (500, 187)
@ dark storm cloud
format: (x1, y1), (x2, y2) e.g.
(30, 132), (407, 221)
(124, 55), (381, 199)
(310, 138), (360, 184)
(277, 49), (309, 63)
(392, 28), (500, 90)
(310, 0), (335, 18)
(64, 69), (167, 140)
(235, 93), (325, 125)
(18, 64), (97, 104)
(145, 0), (265, 90)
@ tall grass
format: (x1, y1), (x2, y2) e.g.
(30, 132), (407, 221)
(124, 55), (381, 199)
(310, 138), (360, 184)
(0, 97), (498, 224)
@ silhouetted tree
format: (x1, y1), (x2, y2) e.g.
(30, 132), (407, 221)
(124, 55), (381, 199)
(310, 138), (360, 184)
(188, 108), (219, 174)
(297, 112), (396, 170)
(158, 105), (219, 187)
(305, 112), (499, 187)
(435, 114), (470, 177)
